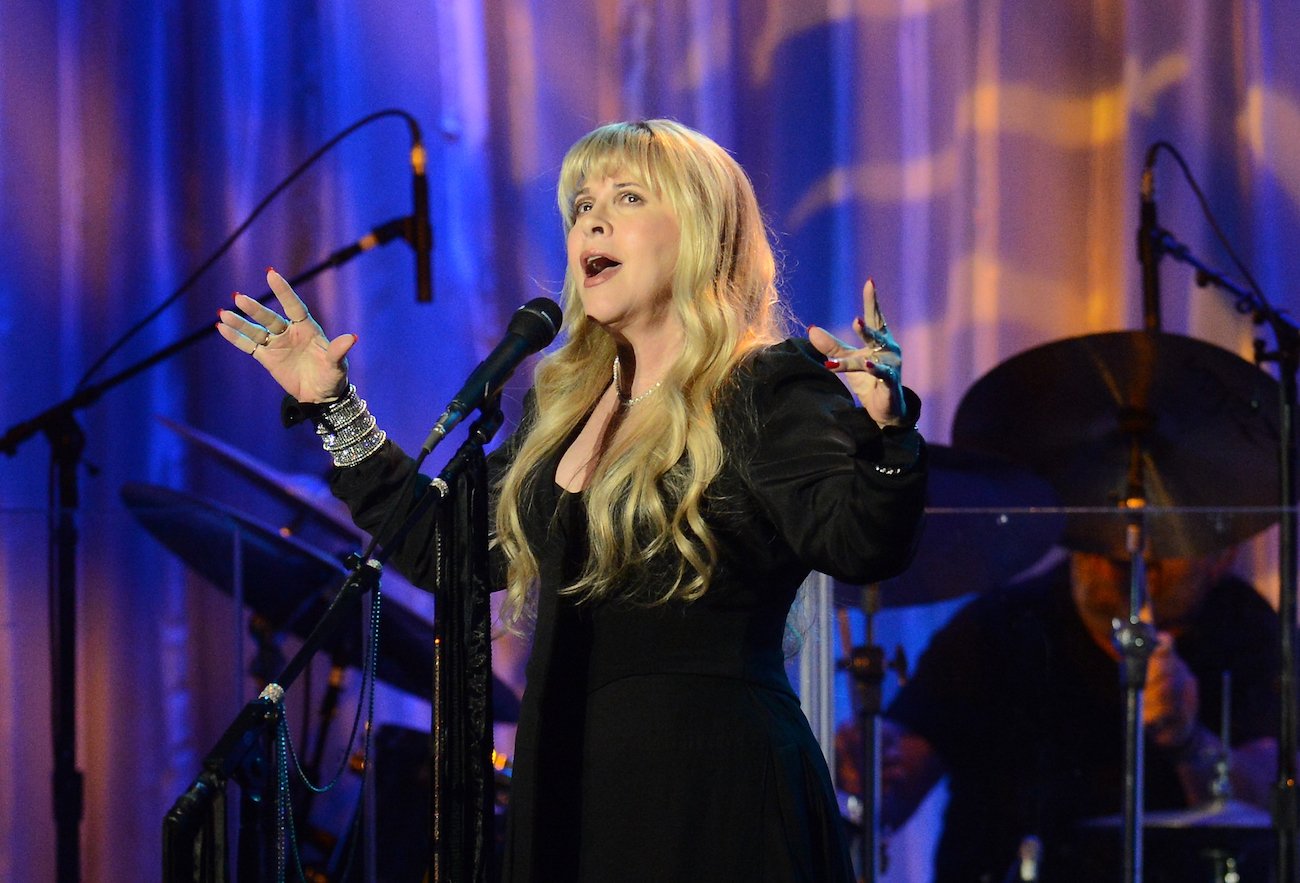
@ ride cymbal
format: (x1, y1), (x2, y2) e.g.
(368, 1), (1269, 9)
(952, 331), (1281, 559)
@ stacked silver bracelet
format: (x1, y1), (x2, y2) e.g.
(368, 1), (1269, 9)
(314, 385), (387, 467)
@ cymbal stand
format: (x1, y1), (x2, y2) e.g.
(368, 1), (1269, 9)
(1113, 515), (1154, 883)
(841, 583), (885, 883)
(1113, 417), (1156, 883)
(1201, 673), (1234, 806)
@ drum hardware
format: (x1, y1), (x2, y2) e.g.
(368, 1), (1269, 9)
(834, 443), (1057, 881)
(953, 329), (1285, 883)
(1077, 673), (1268, 882)
(838, 583), (887, 883)
(837, 586), (914, 881)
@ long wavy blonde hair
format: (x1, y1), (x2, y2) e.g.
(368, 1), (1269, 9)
(495, 120), (789, 623)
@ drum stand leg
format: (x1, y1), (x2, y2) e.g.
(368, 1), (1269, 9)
(843, 584), (886, 883)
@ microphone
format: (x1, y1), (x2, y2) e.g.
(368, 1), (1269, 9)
(409, 138), (434, 303)
(1137, 151), (1161, 330)
(421, 297), (563, 453)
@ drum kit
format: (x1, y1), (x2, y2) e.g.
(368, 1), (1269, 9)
(832, 329), (1286, 882)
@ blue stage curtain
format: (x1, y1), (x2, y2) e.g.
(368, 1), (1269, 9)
(0, 1), (1297, 879)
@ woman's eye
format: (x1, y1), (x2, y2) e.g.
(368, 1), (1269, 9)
(621, 192), (641, 204)
(575, 201), (592, 213)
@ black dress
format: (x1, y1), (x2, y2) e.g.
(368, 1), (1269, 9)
(331, 339), (927, 882)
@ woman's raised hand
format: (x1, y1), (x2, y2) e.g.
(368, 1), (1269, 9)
(808, 278), (907, 427)
(217, 268), (357, 403)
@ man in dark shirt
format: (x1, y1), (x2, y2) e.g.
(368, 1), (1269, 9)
(853, 549), (1280, 882)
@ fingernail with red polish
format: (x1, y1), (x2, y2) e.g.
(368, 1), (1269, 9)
(232, 292), (241, 302)
(865, 360), (876, 371)
(824, 359), (840, 369)
(266, 266), (276, 274)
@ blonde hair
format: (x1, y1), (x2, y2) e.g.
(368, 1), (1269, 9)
(495, 120), (788, 623)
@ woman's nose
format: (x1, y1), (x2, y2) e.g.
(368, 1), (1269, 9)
(579, 203), (610, 235)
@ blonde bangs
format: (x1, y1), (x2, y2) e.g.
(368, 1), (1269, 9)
(557, 123), (667, 229)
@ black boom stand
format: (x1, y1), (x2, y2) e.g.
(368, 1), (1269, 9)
(1149, 221), (1299, 882)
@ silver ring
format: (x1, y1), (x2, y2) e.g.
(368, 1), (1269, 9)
(257, 331), (271, 347)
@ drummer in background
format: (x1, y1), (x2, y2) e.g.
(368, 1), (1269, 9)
(839, 544), (1281, 882)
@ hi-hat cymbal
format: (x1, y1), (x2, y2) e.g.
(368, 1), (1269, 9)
(157, 415), (362, 544)
(952, 331), (1281, 559)
(835, 444), (1063, 608)
(121, 482), (521, 722)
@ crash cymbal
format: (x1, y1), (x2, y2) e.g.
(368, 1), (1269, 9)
(952, 331), (1281, 559)
(122, 482), (521, 722)
(835, 445), (1063, 608)
(157, 415), (362, 544)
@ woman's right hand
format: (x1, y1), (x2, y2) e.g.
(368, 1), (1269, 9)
(217, 268), (358, 403)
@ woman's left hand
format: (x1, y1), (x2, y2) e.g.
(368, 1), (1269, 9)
(809, 278), (907, 427)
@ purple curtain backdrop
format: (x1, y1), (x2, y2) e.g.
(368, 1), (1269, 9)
(1, 1), (1297, 880)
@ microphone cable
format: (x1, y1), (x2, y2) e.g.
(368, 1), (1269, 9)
(1142, 140), (1274, 315)
(75, 107), (424, 392)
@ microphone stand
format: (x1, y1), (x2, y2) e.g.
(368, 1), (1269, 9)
(0, 216), (413, 883)
(1118, 154), (1164, 881)
(1157, 227), (1300, 881)
(162, 404), (505, 881)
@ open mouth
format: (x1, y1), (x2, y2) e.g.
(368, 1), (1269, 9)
(583, 254), (622, 278)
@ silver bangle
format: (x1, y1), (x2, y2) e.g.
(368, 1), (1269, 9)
(330, 427), (387, 468)
(314, 385), (369, 434)
(311, 385), (387, 467)
(321, 412), (379, 451)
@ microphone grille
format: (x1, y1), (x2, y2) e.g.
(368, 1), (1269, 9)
(509, 297), (563, 350)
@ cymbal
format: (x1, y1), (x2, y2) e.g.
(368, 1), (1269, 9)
(952, 331), (1281, 558)
(121, 482), (521, 722)
(157, 416), (362, 544)
(835, 445), (1063, 608)
(1082, 797), (1273, 830)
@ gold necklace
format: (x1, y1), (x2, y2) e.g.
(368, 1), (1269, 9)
(612, 355), (664, 407)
